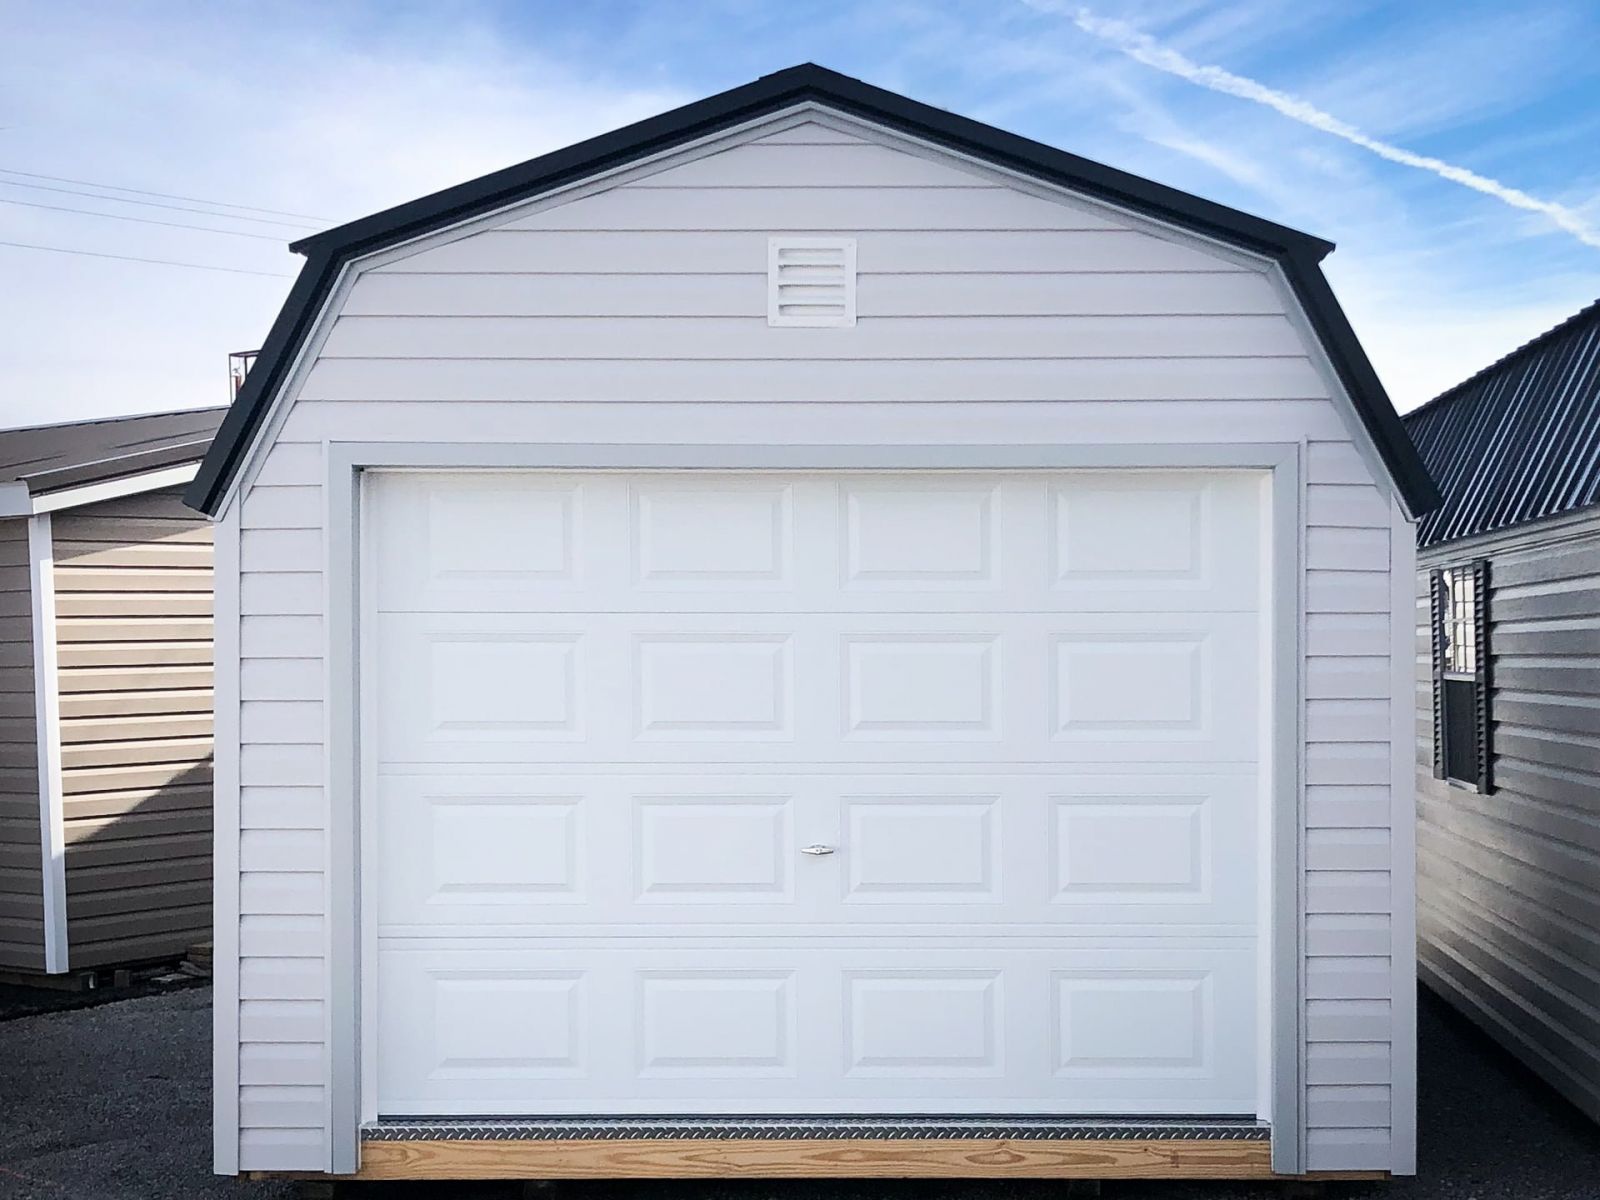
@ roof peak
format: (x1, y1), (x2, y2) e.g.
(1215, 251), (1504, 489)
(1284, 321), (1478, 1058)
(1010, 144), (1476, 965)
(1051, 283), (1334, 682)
(288, 62), (1332, 262)
(192, 64), (1436, 517)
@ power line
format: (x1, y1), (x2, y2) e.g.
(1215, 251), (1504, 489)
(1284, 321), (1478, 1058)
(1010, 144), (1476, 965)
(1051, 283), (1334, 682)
(0, 166), (332, 222)
(0, 178), (318, 229)
(0, 197), (290, 241)
(0, 239), (292, 277)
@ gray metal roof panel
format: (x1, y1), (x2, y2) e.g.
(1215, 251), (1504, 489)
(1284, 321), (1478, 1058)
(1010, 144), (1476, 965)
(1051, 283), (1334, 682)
(0, 407), (226, 494)
(1406, 299), (1600, 547)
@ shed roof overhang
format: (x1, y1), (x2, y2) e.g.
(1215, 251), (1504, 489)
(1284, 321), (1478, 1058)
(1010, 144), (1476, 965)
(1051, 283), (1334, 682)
(185, 63), (1440, 517)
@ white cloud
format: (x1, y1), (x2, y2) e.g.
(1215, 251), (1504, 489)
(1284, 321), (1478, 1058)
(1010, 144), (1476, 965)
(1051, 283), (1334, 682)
(1, 0), (1595, 427)
(0, 3), (684, 427)
(1057, 4), (1600, 251)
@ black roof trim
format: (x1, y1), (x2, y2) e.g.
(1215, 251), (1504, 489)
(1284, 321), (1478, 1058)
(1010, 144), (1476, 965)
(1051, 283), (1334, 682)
(187, 63), (1438, 515)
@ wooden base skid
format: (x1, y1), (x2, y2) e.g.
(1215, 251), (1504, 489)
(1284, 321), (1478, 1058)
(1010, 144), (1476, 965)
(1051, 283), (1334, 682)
(348, 1136), (1288, 1180)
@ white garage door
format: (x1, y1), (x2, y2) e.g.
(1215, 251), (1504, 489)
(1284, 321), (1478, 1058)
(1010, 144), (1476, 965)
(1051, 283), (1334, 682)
(368, 469), (1264, 1117)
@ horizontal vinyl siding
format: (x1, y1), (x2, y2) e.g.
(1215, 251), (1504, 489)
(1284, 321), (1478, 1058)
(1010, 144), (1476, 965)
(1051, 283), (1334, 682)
(0, 517), (43, 970)
(53, 489), (213, 968)
(342, 269), (1290, 319)
(1416, 519), (1600, 1123)
(225, 120), (1403, 1172)
(235, 467), (324, 1169)
(1303, 450), (1396, 1171)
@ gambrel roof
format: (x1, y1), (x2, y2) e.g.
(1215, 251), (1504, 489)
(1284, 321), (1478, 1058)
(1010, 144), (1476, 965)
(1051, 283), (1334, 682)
(186, 63), (1439, 516)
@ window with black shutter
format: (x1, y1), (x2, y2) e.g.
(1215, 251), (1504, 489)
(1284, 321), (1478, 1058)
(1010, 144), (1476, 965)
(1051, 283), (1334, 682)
(1430, 562), (1491, 791)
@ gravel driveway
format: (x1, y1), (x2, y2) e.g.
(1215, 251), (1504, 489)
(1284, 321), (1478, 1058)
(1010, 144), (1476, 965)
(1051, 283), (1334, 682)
(1, 985), (1596, 1199)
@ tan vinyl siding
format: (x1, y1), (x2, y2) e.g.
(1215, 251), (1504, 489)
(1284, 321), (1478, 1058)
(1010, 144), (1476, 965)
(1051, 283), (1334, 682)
(53, 487), (213, 968)
(1417, 517), (1600, 1123)
(0, 516), (43, 970)
(223, 119), (1408, 1172)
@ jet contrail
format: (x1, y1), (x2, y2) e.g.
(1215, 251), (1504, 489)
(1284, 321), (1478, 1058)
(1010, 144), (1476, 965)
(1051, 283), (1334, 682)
(1056, 5), (1600, 251)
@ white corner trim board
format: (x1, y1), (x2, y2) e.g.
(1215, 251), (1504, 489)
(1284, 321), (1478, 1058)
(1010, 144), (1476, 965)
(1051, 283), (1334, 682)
(27, 513), (67, 973)
(212, 503), (243, 1176)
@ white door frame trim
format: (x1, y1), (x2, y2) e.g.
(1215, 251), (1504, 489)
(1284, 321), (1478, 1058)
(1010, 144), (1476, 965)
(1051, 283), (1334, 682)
(323, 441), (1305, 1176)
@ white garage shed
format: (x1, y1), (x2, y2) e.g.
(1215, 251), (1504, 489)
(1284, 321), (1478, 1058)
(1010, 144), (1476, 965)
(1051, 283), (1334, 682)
(188, 65), (1437, 1182)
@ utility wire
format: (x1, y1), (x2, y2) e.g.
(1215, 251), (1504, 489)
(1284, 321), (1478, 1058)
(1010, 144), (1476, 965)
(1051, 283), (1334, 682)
(0, 239), (292, 276)
(0, 166), (331, 222)
(0, 196), (290, 241)
(0, 178), (318, 229)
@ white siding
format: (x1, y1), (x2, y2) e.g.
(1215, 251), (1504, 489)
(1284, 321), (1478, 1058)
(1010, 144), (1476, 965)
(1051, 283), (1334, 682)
(220, 117), (1408, 1174)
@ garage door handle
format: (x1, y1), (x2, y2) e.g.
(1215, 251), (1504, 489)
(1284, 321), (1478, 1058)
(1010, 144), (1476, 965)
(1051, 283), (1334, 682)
(800, 844), (836, 856)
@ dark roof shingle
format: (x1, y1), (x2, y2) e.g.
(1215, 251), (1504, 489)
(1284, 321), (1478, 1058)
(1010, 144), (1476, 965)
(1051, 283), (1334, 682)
(0, 407), (225, 498)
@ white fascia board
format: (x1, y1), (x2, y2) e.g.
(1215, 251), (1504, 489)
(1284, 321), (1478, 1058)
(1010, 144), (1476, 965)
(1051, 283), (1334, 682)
(27, 513), (68, 973)
(0, 462), (202, 519)
(27, 462), (201, 516)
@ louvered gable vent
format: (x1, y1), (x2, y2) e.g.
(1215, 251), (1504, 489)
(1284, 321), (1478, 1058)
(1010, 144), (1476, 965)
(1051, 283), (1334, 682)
(767, 237), (856, 327)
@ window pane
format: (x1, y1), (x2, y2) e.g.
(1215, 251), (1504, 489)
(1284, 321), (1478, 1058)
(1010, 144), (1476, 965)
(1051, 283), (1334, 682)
(1442, 567), (1477, 675)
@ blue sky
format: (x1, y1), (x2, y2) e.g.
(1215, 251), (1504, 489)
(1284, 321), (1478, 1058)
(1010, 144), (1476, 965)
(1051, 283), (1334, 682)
(2, 0), (1598, 424)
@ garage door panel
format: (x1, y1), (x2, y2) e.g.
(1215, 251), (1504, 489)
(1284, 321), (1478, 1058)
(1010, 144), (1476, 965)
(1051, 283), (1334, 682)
(369, 468), (1266, 1120)
(370, 471), (1260, 615)
(371, 472), (589, 598)
(375, 612), (1257, 763)
(633, 793), (795, 904)
(1048, 473), (1259, 602)
(842, 793), (1001, 903)
(377, 774), (1255, 929)
(840, 477), (1003, 589)
(632, 477), (796, 589)
(377, 943), (1257, 1115)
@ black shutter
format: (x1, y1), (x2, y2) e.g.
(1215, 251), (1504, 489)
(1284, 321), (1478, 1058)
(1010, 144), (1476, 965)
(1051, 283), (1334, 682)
(1473, 559), (1492, 792)
(1429, 569), (1446, 780)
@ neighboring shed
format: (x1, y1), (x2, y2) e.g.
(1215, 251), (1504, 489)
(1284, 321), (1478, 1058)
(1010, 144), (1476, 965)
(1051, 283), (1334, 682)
(1405, 298), (1600, 1122)
(0, 407), (223, 978)
(188, 65), (1435, 1182)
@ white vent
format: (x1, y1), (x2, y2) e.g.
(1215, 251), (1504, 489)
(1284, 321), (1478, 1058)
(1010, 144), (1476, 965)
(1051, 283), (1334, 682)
(767, 237), (856, 327)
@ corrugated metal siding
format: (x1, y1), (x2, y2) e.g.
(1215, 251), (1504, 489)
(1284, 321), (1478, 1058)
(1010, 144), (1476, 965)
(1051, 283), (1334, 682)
(1416, 521), (1600, 1122)
(1406, 300), (1600, 548)
(52, 488), (213, 968)
(0, 517), (43, 970)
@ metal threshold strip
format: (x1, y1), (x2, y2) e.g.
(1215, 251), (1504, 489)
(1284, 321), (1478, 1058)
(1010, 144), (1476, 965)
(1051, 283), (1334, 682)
(364, 1116), (1270, 1142)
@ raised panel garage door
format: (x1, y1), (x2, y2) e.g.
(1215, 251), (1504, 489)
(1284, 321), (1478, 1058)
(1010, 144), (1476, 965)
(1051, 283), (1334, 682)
(368, 470), (1265, 1117)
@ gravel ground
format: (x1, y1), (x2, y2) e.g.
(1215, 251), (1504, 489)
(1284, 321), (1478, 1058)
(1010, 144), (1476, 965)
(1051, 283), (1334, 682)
(0, 985), (1597, 1199)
